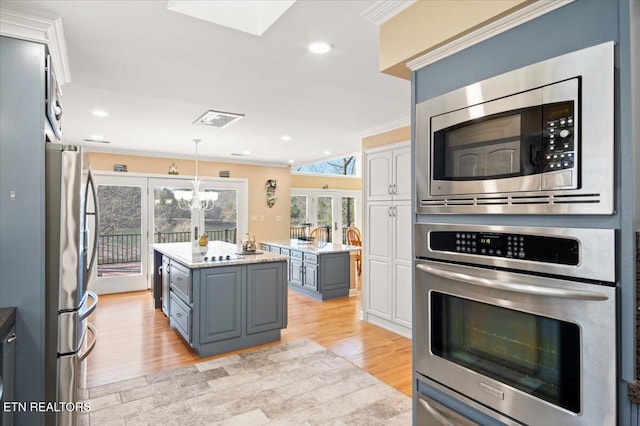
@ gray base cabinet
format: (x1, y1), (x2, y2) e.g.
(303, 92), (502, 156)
(263, 244), (350, 300)
(155, 250), (287, 358)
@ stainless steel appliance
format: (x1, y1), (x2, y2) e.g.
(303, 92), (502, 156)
(415, 41), (615, 214)
(45, 144), (98, 426)
(414, 223), (617, 425)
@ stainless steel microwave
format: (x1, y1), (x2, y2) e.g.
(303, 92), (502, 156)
(415, 41), (615, 215)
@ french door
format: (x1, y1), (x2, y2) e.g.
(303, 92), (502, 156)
(89, 174), (248, 295)
(91, 175), (148, 294)
(291, 189), (361, 243)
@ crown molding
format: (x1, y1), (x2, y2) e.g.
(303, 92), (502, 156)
(81, 145), (292, 169)
(358, 116), (410, 139)
(0, 7), (71, 85)
(361, 0), (416, 26)
(406, 0), (575, 72)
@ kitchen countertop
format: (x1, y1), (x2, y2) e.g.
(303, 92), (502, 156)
(263, 239), (360, 254)
(0, 307), (16, 338)
(153, 241), (288, 268)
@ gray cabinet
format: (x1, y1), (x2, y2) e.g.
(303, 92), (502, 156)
(247, 263), (287, 334)
(153, 250), (287, 358)
(286, 249), (349, 300)
(161, 256), (170, 316)
(199, 267), (242, 344)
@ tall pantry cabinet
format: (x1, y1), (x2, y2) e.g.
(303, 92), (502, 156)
(363, 142), (412, 338)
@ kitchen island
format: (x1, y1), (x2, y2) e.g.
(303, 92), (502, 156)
(152, 241), (288, 357)
(260, 239), (358, 300)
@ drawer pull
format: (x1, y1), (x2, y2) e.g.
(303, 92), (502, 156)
(6, 333), (16, 343)
(175, 312), (182, 317)
(176, 277), (182, 281)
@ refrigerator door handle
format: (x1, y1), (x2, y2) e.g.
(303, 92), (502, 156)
(79, 291), (98, 322)
(83, 169), (99, 289)
(78, 323), (97, 362)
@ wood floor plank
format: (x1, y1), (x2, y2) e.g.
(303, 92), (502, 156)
(83, 290), (412, 397)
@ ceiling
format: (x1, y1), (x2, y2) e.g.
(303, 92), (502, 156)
(5, 0), (410, 167)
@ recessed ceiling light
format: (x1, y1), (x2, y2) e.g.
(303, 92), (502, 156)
(242, 150), (251, 155)
(281, 135), (292, 141)
(308, 41), (333, 54)
(91, 110), (109, 117)
(323, 150), (331, 155)
(90, 134), (105, 140)
(288, 159), (294, 164)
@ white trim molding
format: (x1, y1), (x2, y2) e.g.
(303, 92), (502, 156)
(361, 0), (416, 26)
(406, 0), (575, 72)
(0, 7), (71, 85)
(357, 117), (410, 139)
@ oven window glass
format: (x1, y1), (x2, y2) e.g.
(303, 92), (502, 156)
(431, 292), (580, 413)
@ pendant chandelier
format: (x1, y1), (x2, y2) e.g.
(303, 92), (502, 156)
(174, 139), (218, 211)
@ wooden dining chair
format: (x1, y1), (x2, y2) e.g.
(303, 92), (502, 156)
(345, 226), (362, 276)
(310, 226), (329, 243)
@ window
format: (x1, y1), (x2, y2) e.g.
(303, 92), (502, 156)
(292, 155), (359, 176)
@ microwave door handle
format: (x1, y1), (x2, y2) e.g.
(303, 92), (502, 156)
(416, 263), (609, 301)
(84, 169), (99, 288)
(418, 399), (455, 426)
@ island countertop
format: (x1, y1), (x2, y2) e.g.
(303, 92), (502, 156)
(262, 239), (359, 254)
(153, 241), (289, 268)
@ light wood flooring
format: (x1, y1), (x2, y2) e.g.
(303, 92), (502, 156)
(84, 289), (413, 397)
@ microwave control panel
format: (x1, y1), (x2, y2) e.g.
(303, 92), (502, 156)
(542, 101), (575, 172)
(429, 231), (579, 265)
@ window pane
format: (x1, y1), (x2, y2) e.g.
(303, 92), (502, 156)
(97, 185), (142, 277)
(341, 196), (355, 227)
(204, 189), (237, 243)
(292, 156), (357, 176)
(317, 196), (333, 227)
(153, 187), (191, 243)
(153, 187), (238, 243)
(290, 195), (308, 226)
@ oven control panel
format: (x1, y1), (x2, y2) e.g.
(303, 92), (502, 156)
(430, 231), (579, 265)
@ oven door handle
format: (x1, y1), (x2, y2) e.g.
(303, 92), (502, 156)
(418, 398), (455, 426)
(416, 263), (609, 301)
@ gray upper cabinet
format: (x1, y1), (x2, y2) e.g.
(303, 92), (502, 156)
(199, 267), (242, 344)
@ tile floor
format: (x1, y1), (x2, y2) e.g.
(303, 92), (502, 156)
(79, 339), (412, 425)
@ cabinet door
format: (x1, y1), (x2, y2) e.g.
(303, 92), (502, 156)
(290, 258), (303, 286)
(247, 262), (285, 334)
(365, 201), (393, 319)
(161, 256), (170, 316)
(393, 146), (412, 200)
(393, 200), (413, 328)
(366, 150), (392, 200)
(303, 262), (318, 290)
(199, 267), (242, 344)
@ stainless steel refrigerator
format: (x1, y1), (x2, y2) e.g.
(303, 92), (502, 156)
(44, 144), (98, 426)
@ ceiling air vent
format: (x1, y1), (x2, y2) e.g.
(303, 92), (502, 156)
(193, 110), (244, 128)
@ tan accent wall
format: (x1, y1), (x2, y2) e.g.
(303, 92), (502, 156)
(380, 0), (531, 79)
(362, 126), (411, 150)
(85, 152), (291, 243)
(291, 174), (361, 190)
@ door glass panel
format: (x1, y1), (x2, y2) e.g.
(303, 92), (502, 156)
(316, 196), (333, 242)
(153, 187), (191, 243)
(204, 189), (237, 243)
(153, 187), (238, 243)
(431, 292), (580, 413)
(97, 185), (142, 277)
(290, 195), (309, 239)
(341, 196), (356, 244)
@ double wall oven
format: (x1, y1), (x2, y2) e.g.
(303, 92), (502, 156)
(412, 41), (618, 425)
(414, 224), (616, 425)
